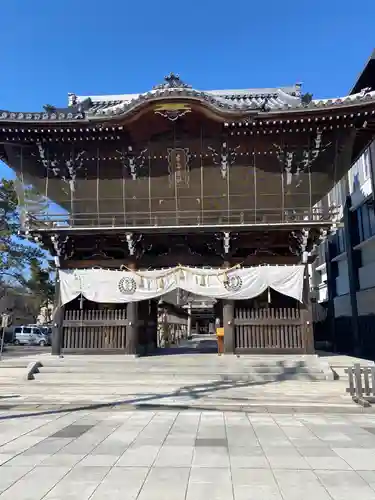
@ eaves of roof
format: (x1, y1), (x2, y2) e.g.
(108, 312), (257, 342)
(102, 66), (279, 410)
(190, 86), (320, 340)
(1, 87), (375, 124)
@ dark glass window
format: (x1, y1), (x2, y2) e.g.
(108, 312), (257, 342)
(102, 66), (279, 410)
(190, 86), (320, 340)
(357, 205), (364, 242)
(362, 204), (371, 240)
(369, 204), (375, 237)
(337, 227), (346, 254)
(356, 202), (375, 242)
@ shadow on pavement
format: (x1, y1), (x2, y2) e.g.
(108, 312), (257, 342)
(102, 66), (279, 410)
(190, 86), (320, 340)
(0, 360), (316, 420)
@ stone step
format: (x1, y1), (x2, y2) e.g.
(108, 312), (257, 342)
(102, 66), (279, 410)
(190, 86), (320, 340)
(36, 357), (327, 369)
(316, 353), (375, 380)
(26, 384), (345, 399)
(35, 353), (322, 363)
(38, 365), (326, 374)
(17, 381), (347, 390)
(0, 367), (29, 382)
(37, 362), (326, 371)
(0, 377), (348, 392)
(0, 351), (350, 412)
(0, 361), (31, 369)
(0, 390), (356, 410)
(34, 373), (327, 383)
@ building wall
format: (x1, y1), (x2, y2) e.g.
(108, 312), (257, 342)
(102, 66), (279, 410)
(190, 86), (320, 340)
(312, 140), (375, 354)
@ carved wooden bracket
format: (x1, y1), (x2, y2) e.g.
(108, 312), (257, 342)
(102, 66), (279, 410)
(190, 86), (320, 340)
(289, 228), (310, 262)
(36, 143), (86, 190)
(117, 146), (148, 180)
(208, 141), (240, 179)
(121, 233), (144, 259)
(50, 234), (70, 267)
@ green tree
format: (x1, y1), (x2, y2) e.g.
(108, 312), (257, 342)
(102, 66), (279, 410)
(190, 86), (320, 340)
(27, 258), (55, 316)
(0, 178), (54, 311)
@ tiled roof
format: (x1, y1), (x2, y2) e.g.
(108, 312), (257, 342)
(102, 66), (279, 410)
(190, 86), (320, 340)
(0, 75), (375, 123)
(77, 86), (375, 119)
(77, 86), (302, 116)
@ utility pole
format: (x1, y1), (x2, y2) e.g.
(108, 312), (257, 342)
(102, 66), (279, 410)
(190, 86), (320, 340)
(0, 313), (9, 360)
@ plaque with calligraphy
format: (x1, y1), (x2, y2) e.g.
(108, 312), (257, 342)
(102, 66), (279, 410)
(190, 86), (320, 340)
(167, 148), (190, 187)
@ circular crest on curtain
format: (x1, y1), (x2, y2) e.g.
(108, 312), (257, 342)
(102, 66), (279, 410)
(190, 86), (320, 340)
(118, 277), (137, 295)
(223, 275), (242, 292)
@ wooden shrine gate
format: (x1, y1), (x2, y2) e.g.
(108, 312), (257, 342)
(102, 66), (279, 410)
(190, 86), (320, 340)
(62, 309), (128, 350)
(62, 302), (159, 352)
(234, 306), (311, 354)
(157, 305), (189, 348)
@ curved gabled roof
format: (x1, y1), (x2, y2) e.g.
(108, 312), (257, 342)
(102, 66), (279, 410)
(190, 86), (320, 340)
(80, 85), (302, 116)
(1, 74), (375, 124)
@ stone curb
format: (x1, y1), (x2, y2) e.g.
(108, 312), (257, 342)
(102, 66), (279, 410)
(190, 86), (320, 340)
(317, 358), (335, 381)
(25, 361), (43, 381)
(0, 402), (371, 417)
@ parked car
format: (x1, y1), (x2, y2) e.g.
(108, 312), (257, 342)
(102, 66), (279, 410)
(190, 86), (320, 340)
(27, 325), (52, 345)
(40, 326), (52, 344)
(13, 326), (49, 346)
(32, 329), (50, 347)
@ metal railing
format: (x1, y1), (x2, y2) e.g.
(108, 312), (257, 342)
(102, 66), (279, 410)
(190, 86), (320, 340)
(28, 207), (338, 230)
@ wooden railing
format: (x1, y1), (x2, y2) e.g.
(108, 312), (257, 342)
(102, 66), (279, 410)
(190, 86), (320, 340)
(30, 207), (337, 229)
(234, 307), (306, 353)
(63, 309), (128, 350)
(157, 317), (188, 348)
(346, 364), (375, 407)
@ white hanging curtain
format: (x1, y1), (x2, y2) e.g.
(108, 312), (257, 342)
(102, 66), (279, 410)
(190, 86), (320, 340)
(59, 265), (305, 306)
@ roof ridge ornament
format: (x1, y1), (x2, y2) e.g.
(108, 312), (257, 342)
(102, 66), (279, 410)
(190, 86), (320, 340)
(153, 73), (192, 90)
(301, 92), (313, 105)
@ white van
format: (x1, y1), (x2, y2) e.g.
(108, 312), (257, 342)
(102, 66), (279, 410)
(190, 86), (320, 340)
(13, 326), (48, 346)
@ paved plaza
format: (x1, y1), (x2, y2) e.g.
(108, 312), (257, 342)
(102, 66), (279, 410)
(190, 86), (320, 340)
(1, 408), (375, 499)
(1, 345), (375, 498)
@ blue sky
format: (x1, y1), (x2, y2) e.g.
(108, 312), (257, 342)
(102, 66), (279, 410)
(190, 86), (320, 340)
(1, 0), (375, 179)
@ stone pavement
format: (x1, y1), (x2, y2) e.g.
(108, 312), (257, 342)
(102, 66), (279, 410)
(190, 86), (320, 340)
(2, 408), (375, 499)
(0, 349), (355, 412)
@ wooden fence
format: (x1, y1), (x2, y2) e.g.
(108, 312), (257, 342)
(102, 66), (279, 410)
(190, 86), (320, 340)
(157, 314), (188, 347)
(346, 364), (375, 406)
(63, 309), (128, 350)
(234, 307), (307, 353)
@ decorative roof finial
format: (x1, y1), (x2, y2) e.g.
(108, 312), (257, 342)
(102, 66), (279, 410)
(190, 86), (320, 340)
(68, 93), (78, 106)
(153, 73), (192, 90)
(294, 82), (303, 98)
(301, 92), (313, 105)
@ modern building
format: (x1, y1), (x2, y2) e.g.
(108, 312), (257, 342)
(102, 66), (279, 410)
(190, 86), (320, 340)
(1, 68), (375, 356)
(312, 50), (375, 357)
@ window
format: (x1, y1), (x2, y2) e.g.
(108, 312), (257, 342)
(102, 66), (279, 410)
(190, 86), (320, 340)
(356, 203), (375, 242)
(337, 227), (346, 254)
(361, 204), (371, 241)
(14, 327), (21, 334)
(330, 228), (346, 257)
(23, 327), (31, 334)
(357, 206), (363, 242)
(369, 204), (375, 236)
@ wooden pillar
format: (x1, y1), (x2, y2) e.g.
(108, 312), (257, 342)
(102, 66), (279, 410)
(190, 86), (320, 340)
(51, 272), (64, 356)
(221, 258), (235, 354)
(187, 303), (192, 338)
(214, 300), (223, 327)
(149, 300), (158, 349)
(125, 260), (139, 355)
(343, 196), (362, 356)
(137, 300), (157, 355)
(126, 302), (138, 354)
(302, 266), (315, 354)
(223, 300), (235, 354)
(137, 300), (148, 355)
